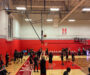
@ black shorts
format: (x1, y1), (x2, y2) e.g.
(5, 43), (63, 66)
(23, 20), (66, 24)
(14, 57), (16, 61)
(49, 59), (52, 63)
(61, 57), (63, 61)
(30, 61), (33, 64)
(72, 58), (75, 61)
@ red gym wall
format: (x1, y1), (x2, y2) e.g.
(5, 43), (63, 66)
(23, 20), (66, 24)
(20, 40), (84, 51)
(0, 38), (90, 63)
(0, 39), (20, 63)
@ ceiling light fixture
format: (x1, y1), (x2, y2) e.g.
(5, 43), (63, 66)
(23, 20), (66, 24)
(50, 8), (60, 11)
(82, 8), (90, 12)
(16, 7), (26, 10)
(46, 19), (53, 22)
(25, 19), (32, 21)
(68, 19), (76, 22)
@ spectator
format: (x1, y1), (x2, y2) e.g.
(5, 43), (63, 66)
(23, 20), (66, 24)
(66, 51), (68, 62)
(5, 53), (9, 67)
(61, 52), (64, 65)
(40, 56), (46, 75)
(29, 53), (33, 69)
(72, 51), (75, 66)
(63, 67), (71, 75)
(48, 52), (53, 69)
(78, 48), (81, 55)
(34, 54), (38, 72)
(14, 50), (18, 63)
(0, 55), (10, 75)
(46, 48), (48, 55)
(88, 67), (90, 75)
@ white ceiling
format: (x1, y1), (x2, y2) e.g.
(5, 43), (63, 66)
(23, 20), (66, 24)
(2, 0), (90, 25)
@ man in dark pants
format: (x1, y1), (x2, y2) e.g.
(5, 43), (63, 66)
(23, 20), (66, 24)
(0, 57), (10, 75)
(72, 51), (75, 66)
(0, 58), (4, 70)
(34, 54), (38, 72)
(49, 52), (53, 69)
(27, 49), (29, 55)
(40, 57), (46, 75)
(45, 48), (48, 59)
(14, 50), (17, 63)
(46, 48), (48, 55)
(61, 52), (64, 65)
(82, 48), (86, 55)
(88, 67), (90, 75)
(20, 51), (23, 63)
(69, 50), (71, 55)
(5, 53), (9, 67)
(63, 67), (71, 75)
(66, 51), (68, 62)
(37, 49), (42, 59)
(78, 48), (81, 55)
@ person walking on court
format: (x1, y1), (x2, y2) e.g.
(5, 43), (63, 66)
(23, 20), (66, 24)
(61, 52), (64, 65)
(14, 50), (18, 63)
(45, 48), (48, 59)
(34, 54), (39, 72)
(40, 56), (46, 75)
(29, 53), (33, 69)
(0, 55), (10, 75)
(72, 51), (75, 66)
(20, 51), (23, 63)
(78, 48), (81, 55)
(88, 67), (90, 75)
(37, 49), (42, 59)
(48, 52), (53, 69)
(68, 48), (71, 55)
(5, 53), (9, 67)
(66, 51), (68, 62)
(46, 48), (48, 55)
(63, 67), (71, 75)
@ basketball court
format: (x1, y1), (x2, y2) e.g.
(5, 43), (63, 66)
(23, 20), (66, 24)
(6, 56), (89, 75)
(0, 0), (90, 75)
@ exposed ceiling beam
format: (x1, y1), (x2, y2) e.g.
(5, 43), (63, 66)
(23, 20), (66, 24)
(5, 9), (68, 14)
(59, 0), (86, 24)
(13, 5), (64, 10)
(13, 1), (64, 6)
(13, 0), (65, 2)
(30, 0), (32, 10)
(27, 5), (64, 8)
(44, 0), (46, 10)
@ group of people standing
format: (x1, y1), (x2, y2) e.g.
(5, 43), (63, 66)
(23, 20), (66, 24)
(29, 49), (46, 75)
(14, 50), (24, 63)
(0, 47), (89, 75)
(28, 48), (53, 75)
(78, 48), (87, 55)
(60, 48), (75, 65)
(0, 49), (24, 75)
(28, 48), (73, 75)
(0, 53), (10, 75)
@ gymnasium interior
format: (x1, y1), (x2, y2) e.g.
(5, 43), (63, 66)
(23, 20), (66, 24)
(0, 0), (90, 75)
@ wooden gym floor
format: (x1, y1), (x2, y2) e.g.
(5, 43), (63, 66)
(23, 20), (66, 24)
(6, 55), (90, 75)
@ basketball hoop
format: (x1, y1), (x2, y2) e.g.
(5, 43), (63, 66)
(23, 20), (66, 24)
(45, 43), (48, 46)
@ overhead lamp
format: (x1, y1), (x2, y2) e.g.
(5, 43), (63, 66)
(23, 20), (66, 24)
(50, 8), (60, 11)
(68, 19), (76, 22)
(16, 7), (26, 10)
(46, 19), (53, 22)
(82, 8), (90, 12)
(25, 19), (32, 21)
